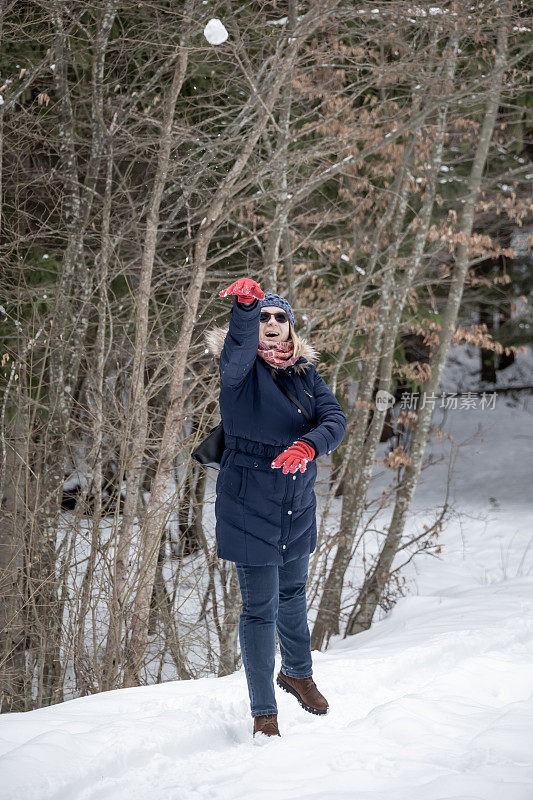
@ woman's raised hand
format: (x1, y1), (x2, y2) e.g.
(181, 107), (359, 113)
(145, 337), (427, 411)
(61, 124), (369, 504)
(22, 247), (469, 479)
(219, 278), (265, 305)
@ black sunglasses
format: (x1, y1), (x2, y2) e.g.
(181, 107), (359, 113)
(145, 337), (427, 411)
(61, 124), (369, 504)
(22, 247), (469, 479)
(260, 311), (289, 324)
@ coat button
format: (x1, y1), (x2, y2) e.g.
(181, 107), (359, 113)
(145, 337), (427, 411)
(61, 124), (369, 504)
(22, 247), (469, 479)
(253, 462), (258, 467)
(282, 545), (286, 550)
(287, 510), (292, 515)
(292, 475), (296, 480)
(297, 409), (302, 413)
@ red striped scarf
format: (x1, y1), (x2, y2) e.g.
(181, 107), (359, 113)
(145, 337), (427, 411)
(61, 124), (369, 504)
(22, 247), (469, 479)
(257, 340), (299, 369)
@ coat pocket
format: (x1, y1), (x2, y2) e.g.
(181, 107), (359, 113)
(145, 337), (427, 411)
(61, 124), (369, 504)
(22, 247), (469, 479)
(233, 451), (281, 509)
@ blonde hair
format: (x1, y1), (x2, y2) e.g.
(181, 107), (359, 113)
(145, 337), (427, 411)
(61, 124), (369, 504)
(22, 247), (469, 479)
(289, 324), (305, 360)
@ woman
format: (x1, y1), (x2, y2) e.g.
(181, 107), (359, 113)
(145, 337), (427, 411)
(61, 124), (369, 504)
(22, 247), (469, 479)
(205, 277), (347, 738)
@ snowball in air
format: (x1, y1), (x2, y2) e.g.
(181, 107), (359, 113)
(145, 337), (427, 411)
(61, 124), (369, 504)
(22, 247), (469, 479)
(204, 19), (228, 45)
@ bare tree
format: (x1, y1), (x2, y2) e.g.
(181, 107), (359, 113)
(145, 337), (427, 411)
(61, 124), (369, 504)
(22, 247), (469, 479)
(346, 11), (511, 636)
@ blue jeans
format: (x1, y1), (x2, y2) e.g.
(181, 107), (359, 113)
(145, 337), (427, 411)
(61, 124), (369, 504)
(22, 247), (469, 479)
(236, 554), (313, 717)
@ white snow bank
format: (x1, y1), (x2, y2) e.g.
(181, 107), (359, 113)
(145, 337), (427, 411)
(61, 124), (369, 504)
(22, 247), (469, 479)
(1, 511), (532, 798)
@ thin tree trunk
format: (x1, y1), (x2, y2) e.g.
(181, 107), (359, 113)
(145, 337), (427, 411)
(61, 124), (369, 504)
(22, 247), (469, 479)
(74, 134), (115, 694)
(311, 28), (463, 649)
(30, 1), (118, 705)
(311, 128), (417, 650)
(217, 564), (241, 677)
(0, 414), (27, 712)
(263, 0), (297, 292)
(101, 7), (193, 689)
(124, 6), (334, 684)
(307, 162), (412, 593)
(343, 39), (459, 636)
(346, 18), (509, 636)
(480, 300), (497, 382)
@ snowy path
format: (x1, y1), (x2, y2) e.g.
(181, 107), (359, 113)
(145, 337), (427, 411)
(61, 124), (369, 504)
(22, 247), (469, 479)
(2, 510), (532, 800)
(1, 403), (532, 799)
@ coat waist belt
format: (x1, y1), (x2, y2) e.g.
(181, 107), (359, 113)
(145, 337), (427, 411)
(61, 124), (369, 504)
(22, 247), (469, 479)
(224, 434), (286, 460)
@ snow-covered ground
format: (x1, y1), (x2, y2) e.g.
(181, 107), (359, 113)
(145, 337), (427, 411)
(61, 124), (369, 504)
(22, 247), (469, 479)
(1, 360), (532, 799)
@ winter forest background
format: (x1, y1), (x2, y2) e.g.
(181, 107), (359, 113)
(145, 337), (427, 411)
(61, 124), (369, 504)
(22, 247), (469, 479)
(0, 0), (531, 715)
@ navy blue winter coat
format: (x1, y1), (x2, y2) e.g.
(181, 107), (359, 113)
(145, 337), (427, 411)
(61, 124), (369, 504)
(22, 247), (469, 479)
(205, 297), (347, 566)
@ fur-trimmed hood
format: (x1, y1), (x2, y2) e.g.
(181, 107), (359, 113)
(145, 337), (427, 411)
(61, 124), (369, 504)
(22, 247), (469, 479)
(204, 325), (319, 375)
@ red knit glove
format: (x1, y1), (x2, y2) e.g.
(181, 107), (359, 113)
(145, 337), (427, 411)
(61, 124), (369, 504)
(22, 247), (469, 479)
(219, 277), (265, 305)
(271, 441), (316, 474)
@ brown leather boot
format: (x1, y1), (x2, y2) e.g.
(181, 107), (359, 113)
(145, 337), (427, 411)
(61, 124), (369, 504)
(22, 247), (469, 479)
(277, 671), (329, 715)
(253, 714), (281, 737)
